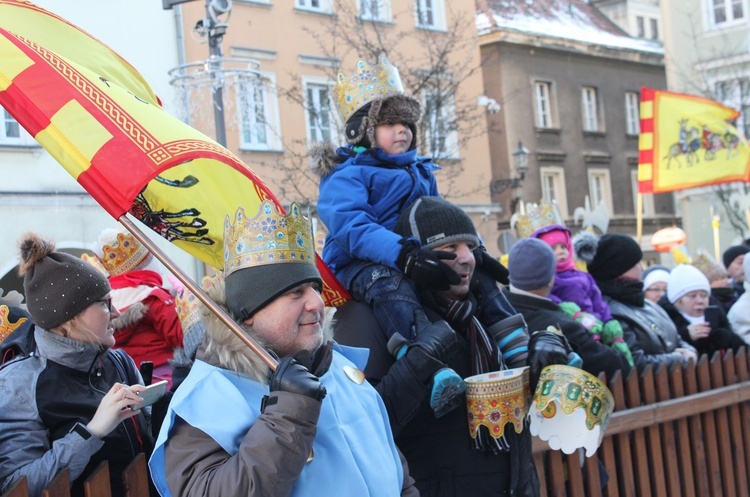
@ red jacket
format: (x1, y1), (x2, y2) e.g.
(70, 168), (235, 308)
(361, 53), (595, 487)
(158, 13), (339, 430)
(109, 270), (184, 369)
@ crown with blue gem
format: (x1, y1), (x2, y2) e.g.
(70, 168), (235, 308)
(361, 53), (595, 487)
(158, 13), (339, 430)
(223, 200), (316, 278)
(333, 54), (405, 125)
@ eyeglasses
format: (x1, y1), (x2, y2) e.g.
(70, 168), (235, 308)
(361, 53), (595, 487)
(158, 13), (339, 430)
(96, 297), (113, 312)
(645, 288), (667, 294)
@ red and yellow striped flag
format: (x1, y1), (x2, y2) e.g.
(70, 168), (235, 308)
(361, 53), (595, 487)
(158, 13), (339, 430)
(0, 0), (349, 306)
(638, 86), (750, 193)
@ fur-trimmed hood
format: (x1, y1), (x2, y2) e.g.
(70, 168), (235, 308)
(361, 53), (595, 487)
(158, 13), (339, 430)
(112, 301), (148, 331)
(308, 141), (340, 178)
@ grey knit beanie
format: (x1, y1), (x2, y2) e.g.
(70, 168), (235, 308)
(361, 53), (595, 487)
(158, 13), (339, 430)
(508, 238), (556, 290)
(395, 197), (480, 250)
(18, 233), (110, 330)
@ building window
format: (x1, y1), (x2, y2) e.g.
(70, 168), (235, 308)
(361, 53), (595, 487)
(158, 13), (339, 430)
(297, 0), (332, 14)
(581, 86), (600, 132)
(237, 73), (282, 151)
(625, 92), (640, 135)
(360, 0), (391, 21)
(631, 169), (655, 217)
(415, 0), (445, 30)
(540, 166), (568, 218)
(1, 108), (21, 144)
(588, 168), (614, 215)
(534, 81), (554, 129)
(636, 16), (645, 37)
(715, 78), (750, 138)
(304, 79), (335, 143)
(423, 88), (459, 159)
(710, 0), (744, 26)
(650, 18), (659, 39)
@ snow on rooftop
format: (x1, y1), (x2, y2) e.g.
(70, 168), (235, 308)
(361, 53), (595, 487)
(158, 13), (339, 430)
(477, 0), (663, 55)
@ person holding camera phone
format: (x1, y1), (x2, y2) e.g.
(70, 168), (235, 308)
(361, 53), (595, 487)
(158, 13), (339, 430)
(0, 234), (155, 497)
(659, 264), (745, 358)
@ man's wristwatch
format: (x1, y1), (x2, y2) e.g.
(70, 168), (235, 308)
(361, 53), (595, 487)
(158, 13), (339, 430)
(70, 422), (94, 441)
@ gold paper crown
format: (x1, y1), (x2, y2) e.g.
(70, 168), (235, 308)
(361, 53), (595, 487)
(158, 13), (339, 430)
(333, 55), (405, 125)
(81, 253), (109, 277)
(0, 305), (27, 345)
(224, 200), (316, 278)
(174, 274), (223, 330)
(691, 250), (727, 282)
(510, 200), (565, 239)
(99, 232), (152, 276)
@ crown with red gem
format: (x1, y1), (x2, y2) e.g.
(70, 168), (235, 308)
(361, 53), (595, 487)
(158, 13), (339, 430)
(98, 230), (152, 276)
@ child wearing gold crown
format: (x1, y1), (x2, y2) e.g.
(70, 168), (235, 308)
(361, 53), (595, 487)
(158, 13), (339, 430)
(311, 56), (515, 418)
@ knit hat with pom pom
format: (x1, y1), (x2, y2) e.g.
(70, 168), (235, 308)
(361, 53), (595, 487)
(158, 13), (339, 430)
(18, 233), (110, 330)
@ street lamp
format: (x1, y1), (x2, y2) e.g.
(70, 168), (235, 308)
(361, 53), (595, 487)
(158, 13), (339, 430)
(490, 140), (530, 195)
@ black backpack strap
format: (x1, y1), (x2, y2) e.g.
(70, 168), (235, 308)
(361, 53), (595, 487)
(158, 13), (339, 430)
(108, 348), (140, 385)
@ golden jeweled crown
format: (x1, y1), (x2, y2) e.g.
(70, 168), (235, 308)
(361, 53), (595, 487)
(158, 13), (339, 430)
(100, 232), (152, 276)
(333, 55), (405, 125)
(510, 200), (565, 239)
(691, 251), (727, 282)
(224, 200), (316, 278)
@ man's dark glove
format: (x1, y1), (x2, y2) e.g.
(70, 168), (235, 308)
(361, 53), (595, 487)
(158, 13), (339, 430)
(472, 245), (510, 285)
(527, 327), (582, 392)
(396, 238), (460, 291)
(269, 356), (327, 402)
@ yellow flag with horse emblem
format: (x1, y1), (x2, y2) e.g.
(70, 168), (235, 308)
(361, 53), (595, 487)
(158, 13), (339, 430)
(638, 86), (750, 193)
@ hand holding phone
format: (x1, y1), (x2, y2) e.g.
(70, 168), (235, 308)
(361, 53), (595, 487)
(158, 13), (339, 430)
(704, 305), (720, 331)
(130, 380), (168, 411)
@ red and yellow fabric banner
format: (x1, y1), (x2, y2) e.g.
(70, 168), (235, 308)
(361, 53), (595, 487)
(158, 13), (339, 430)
(0, 0), (349, 306)
(638, 86), (750, 193)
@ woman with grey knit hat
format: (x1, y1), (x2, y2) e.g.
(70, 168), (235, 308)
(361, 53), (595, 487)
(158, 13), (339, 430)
(0, 234), (154, 497)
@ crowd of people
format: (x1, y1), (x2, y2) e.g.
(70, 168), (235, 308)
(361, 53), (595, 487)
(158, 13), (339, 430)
(0, 55), (748, 497)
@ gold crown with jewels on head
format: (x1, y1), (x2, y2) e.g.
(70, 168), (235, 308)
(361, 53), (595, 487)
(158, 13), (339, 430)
(333, 55), (405, 125)
(691, 250), (728, 283)
(99, 231), (152, 276)
(224, 200), (316, 278)
(510, 200), (565, 239)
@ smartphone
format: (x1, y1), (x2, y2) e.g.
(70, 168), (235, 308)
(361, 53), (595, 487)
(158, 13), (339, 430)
(704, 305), (720, 331)
(130, 380), (168, 411)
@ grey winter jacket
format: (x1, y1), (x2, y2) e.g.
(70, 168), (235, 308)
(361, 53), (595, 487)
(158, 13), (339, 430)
(0, 328), (149, 497)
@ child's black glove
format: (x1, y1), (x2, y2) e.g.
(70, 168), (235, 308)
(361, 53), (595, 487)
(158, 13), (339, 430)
(527, 327), (582, 392)
(396, 239), (460, 291)
(472, 245), (509, 285)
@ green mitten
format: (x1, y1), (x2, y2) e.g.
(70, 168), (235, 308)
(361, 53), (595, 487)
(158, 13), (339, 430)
(559, 302), (602, 336)
(603, 319), (634, 367)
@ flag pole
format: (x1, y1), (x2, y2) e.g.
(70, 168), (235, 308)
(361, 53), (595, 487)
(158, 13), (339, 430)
(636, 194), (643, 244)
(710, 206), (721, 262)
(118, 215), (279, 371)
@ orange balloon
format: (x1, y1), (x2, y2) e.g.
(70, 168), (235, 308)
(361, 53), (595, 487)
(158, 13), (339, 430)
(650, 227), (686, 253)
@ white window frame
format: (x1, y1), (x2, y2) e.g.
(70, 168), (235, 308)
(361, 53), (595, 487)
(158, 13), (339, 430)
(359, 0), (391, 22)
(636, 16), (645, 37)
(631, 169), (655, 217)
(302, 76), (336, 145)
(296, 0), (332, 14)
(649, 18), (659, 39)
(237, 72), (282, 152)
(540, 166), (569, 219)
(423, 88), (459, 160)
(581, 86), (600, 132)
(415, 0), (446, 30)
(707, 0), (745, 28)
(625, 91), (640, 135)
(588, 168), (614, 215)
(534, 81), (554, 129)
(0, 107), (32, 145)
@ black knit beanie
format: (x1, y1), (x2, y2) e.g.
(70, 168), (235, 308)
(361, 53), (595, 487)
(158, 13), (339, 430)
(18, 233), (110, 330)
(722, 245), (750, 269)
(395, 197), (480, 249)
(587, 234), (643, 281)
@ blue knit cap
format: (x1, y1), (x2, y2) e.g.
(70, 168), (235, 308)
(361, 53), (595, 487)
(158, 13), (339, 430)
(508, 238), (556, 291)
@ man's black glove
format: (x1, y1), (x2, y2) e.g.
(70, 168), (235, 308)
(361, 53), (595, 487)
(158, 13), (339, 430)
(269, 356), (327, 402)
(396, 238), (460, 291)
(527, 327), (582, 392)
(472, 245), (509, 285)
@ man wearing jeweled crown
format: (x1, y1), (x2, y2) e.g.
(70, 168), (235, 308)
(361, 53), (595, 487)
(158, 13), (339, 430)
(310, 55), (516, 419)
(148, 199), (417, 496)
(93, 228), (184, 387)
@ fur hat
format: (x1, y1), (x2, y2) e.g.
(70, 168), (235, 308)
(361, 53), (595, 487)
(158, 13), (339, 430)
(588, 234), (643, 281)
(508, 238), (556, 291)
(667, 264), (711, 303)
(18, 233), (110, 330)
(394, 197), (480, 250)
(345, 94), (421, 150)
(572, 230), (599, 265)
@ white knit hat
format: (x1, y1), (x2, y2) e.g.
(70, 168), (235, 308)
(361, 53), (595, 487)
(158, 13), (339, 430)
(667, 264), (711, 303)
(643, 269), (670, 292)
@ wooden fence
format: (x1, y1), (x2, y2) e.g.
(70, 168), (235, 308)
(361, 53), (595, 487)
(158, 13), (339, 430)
(533, 348), (750, 497)
(3, 349), (749, 497)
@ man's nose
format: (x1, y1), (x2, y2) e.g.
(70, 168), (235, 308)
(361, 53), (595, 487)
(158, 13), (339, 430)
(455, 244), (473, 263)
(304, 286), (325, 312)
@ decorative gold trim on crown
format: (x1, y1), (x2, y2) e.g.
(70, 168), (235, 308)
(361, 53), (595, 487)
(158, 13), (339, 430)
(333, 55), (405, 125)
(224, 200), (315, 278)
(100, 232), (152, 276)
(510, 200), (565, 239)
(691, 250), (727, 282)
(81, 253), (110, 277)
